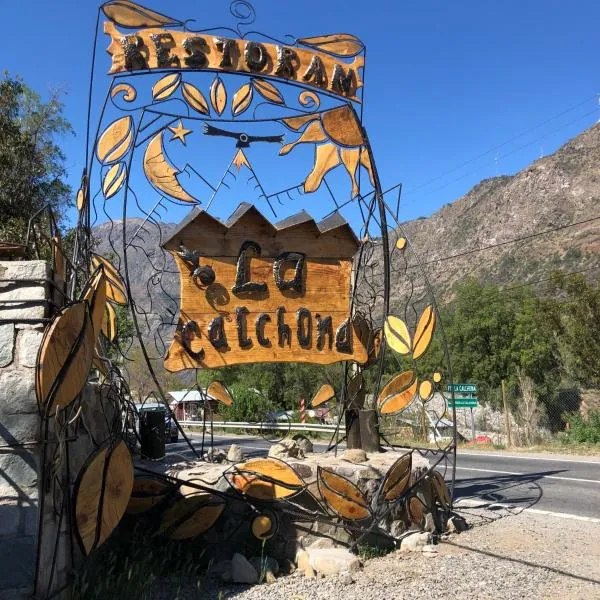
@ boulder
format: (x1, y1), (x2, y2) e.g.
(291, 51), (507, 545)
(293, 434), (314, 454)
(268, 438), (305, 459)
(340, 449), (367, 464)
(227, 444), (243, 462)
(400, 532), (432, 552)
(231, 553), (259, 584)
(249, 556), (279, 577)
(308, 548), (361, 576)
(204, 448), (227, 463)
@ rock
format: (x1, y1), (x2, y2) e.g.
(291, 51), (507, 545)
(308, 538), (335, 550)
(227, 444), (243, 462)
(340, 449), (367, 464)
(231, 553), (259, 584)
(422, 544), (438, 554)
(453, 497), (490, 509)
(447, 514), (469, 533)
(308, 548), (361, 576)
(279, 558), (296, 575)
(340, 571), (355, 585)
(400, 532), (432, 552)
(211, 559), (232, 577)
(0, 324), (14, 368)
(389, 519), (407, 538)
(296, 549), (310, 573)
(264, 570), (277, 583)
(289, 462), (313, 479)
(16, 328), (43, 367)
(204, 448), (227, 463)
(249, 556), (279, 577)
(293, 434), (314, 454)
(268, 438), (304, 459)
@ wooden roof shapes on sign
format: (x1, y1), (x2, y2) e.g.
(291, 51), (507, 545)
(162, 202), (359, 259)
(163, 203), (367, 371)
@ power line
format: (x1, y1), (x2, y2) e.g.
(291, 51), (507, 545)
(400, 97), (597, 201)
(415, 214), (600, 267)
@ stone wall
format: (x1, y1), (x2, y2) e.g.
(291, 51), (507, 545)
(0, 261), (50, 598)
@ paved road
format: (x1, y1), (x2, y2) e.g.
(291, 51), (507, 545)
(167, 432), (600, 519)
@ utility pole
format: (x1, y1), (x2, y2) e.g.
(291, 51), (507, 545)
(501, 379), (512, 447)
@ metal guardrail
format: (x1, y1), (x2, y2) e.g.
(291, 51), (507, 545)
(180, 420), (339, 434)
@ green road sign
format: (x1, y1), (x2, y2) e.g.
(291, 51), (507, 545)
(447, 383), (477, 393)
(448, 397), (479, 408)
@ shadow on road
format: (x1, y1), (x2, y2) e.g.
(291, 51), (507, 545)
(453, 469), (569, 510)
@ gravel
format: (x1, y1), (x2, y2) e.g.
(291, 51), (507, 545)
(151, 508), (600, 600)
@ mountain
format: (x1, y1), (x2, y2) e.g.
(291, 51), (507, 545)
(93, 123), (600, 326)
(399, 123), (600, 301)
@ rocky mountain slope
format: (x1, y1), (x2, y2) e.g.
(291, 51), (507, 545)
(94, 123), (600, 317)
(400, 123), (600, 301)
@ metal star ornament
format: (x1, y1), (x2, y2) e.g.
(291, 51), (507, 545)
(169, 120), (191, 145)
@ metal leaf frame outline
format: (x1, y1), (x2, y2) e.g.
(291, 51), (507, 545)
(59, 0), (459, 564)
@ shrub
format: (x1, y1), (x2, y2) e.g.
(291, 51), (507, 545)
(560, 411), (600, 444)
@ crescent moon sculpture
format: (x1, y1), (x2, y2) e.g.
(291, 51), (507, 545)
(143, 131), (197, 203)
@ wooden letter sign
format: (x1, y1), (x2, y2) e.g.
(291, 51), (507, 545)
(163, 203), (369, 370)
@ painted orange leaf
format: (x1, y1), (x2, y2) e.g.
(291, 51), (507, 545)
(210, 76), (227, 115)
(159, 493), (224, 540)
(412, 305), (436, 360)
(299, 33), (364, 57)
(91, 254), (128, 306)
(232, 83), (253, 116)
(381, 452), (412, 502)
(430, 471), (451, 509)
(80, 267), (107, 339)
(126, 477), (171, 515)
(207, 381), (233, 406)
(384, 315), (411, 355)
(317, 467), (370, 520)
(152, 73), (180, 100)
(378, 371), (418, 415)
(419, 380), (433, 401)
(253, 79), (284, 104)
(408, 495), (425, 525)
(101, 301), (118, 342)
(228, 458), (305, 500)
(96, 116), (133, 164)
(102, 162), (127, 198)
(101, 1), (181, 28)
(182, 82), (209, 115)
(311, 383), (335, 407)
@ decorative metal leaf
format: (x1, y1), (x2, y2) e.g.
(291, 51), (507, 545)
(159, 493), (225, 540)
(207, 381), (233, 406)
(91, 254), (128, 306)
(311, 383), (335, 407)
(102, 162), (127, 199)
(299, 33), (365, 57)
(298, 90), (320, 108)
(378, 371), (418, 415)
(396, 237), (407, 250)
(232, 83), (253, 116)
(253, 78), (284, 104)
(419, 380), (433, 401)
(380, 452), (412, 502)
(384, 315), (411, 355)
(101, 301), (118, 342)
(251, 514), (275, 540)
(74, 440), (133, 554)
(430, 471), (451, 509)
(76, 187), (86, 212)
(317, 467), (370, 520)
(304, 143), (340, 193)
(210, 76), (227, 115)
(152, 73), (180, 101)
(80, 267), (107, 339)
(93, 347), (109, 376)
(412, 305), (436, 360)
(111, 82), (137, 102)
(36, 301), (95, 415)
(408, 495), (426, 526)
(101, 0), (182, 28)
(227, 458), (305, 500)
(182, 82), (209, 115)
(126, 477), (172, 515)
(96, 116), (133, 164)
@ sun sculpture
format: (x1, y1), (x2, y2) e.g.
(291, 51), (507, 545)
(34, 0), (457, 574)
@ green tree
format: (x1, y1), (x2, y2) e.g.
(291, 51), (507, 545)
(0, 73), (73, 243)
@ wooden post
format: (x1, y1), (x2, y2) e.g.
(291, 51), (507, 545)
(501, 379), (512, 447)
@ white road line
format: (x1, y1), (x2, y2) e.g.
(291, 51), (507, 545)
(459, 451), (600, 465)
(456, 466), (600, 484)
(522, 508), (600, 523)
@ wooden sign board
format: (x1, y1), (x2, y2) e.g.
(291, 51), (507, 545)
(163, 203), (369, 371)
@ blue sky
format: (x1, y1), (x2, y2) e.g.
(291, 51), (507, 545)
(1, 0), (598, 232)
